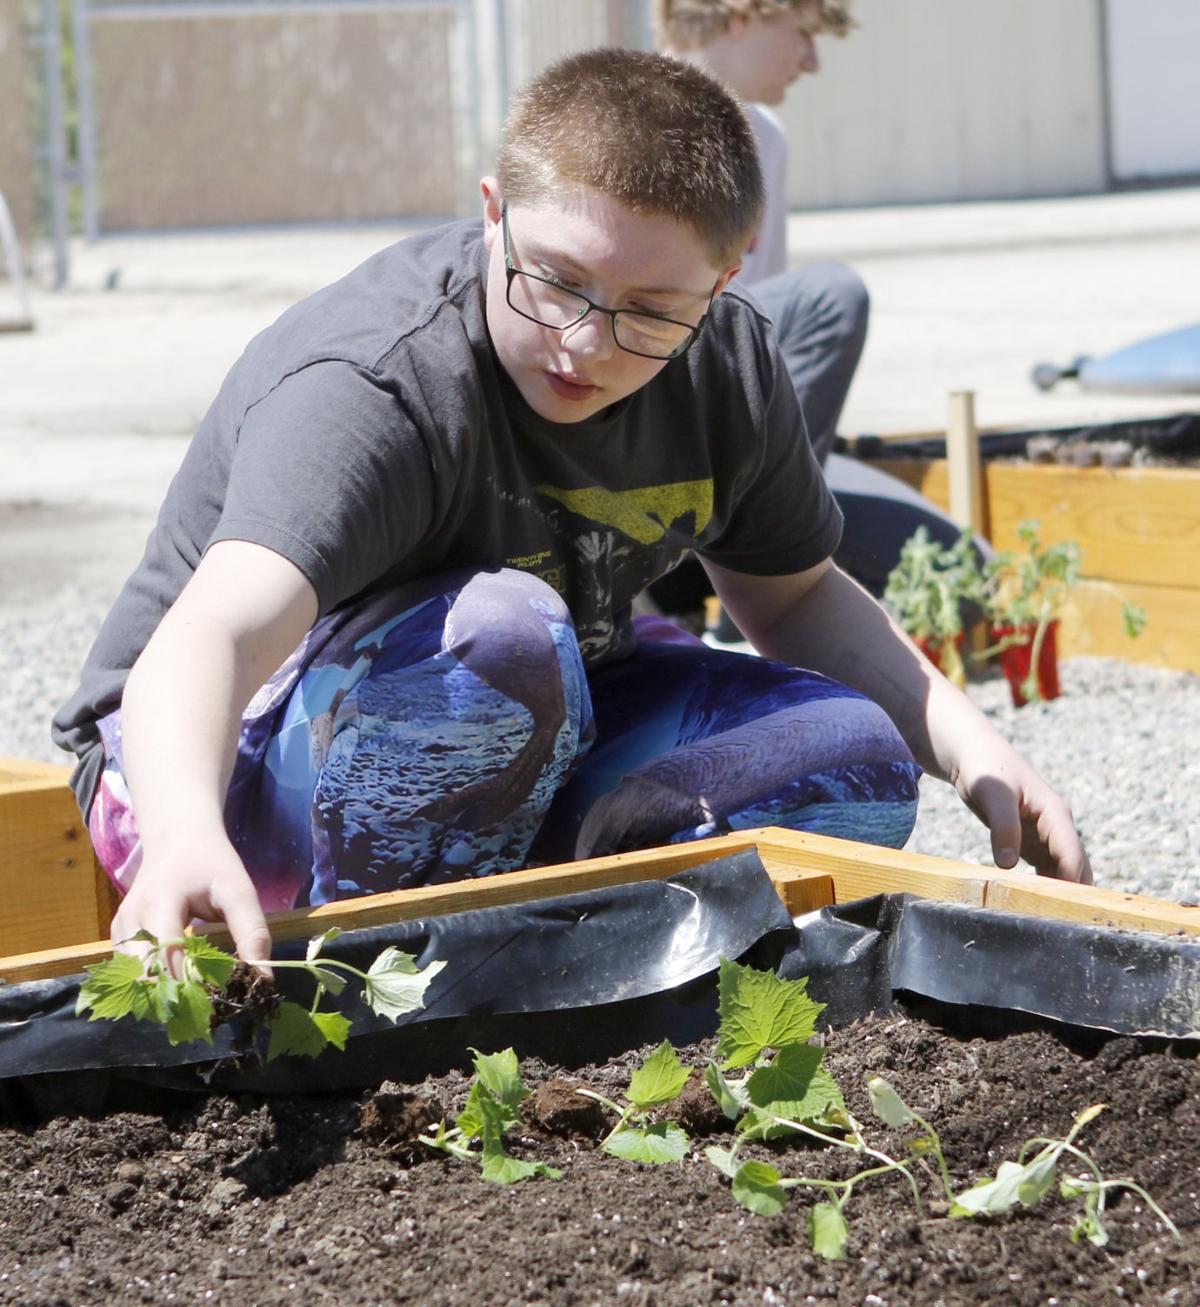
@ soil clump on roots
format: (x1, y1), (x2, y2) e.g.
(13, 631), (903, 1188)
(0, 1012), (1196, 1305)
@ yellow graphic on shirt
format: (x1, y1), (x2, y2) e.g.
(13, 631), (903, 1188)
(534, 479), (713, 545)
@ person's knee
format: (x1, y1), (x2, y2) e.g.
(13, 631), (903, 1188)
(807, 261), (870, 344)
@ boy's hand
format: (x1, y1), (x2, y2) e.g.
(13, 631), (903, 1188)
(950, 742), (1092, 884)
(110, 833), (273, 973)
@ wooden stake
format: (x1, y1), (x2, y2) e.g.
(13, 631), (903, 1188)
(946, 390), (986, 537)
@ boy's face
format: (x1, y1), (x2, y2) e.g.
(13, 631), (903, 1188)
(726, 6), (823, 105)
(481, 179), (738, 425)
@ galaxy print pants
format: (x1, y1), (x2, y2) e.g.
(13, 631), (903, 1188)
(88, 569), (921, 912)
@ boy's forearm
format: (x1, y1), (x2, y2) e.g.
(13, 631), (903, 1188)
(732, 564), (990, 781)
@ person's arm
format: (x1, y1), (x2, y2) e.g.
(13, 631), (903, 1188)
(704, 557), (1092, 883)
(110, 539), (320, 961)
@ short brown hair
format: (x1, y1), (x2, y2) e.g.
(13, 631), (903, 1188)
(655, 0), (855, 53)
(496, 48), (762, 269)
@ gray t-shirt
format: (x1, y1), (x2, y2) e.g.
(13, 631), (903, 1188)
(53, 219), (842, 810)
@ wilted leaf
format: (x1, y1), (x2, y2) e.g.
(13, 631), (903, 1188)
(306, 928), (343, 962)
(808, 1202), (849, 1259)
(627, 1041), (691, 1110)
(1017, 1150), (1059, 1206)
(951, 1160), (1025, 1217)
(310, 966), (347, 997)
(866, 1075), (917, 1129)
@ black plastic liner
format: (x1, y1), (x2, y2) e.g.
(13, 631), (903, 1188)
(836, 411), (1200, 463)
(1, 851), (1197, 1105)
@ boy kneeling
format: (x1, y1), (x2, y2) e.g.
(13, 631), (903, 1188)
(54, 50), (1090, 963)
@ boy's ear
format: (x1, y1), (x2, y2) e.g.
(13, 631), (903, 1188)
(711, 264), (743, 298)
(481, 176), (503, 247)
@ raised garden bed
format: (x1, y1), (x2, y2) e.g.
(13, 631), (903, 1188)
(1, 1011), (1196, 1304)
(851, 412), (1200, 672)
(2, 756), (1199, 1303)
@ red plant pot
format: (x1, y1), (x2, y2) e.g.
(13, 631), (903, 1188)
(993, 620), (1060, 706)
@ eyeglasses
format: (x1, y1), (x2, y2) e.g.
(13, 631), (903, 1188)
(500, 203), (714, 361)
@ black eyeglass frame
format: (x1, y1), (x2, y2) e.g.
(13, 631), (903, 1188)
(500, 202), (717, 361)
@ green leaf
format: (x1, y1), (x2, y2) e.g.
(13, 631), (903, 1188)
(306, 928), (343, 961)
(603, 1123), (689, 1164)
(746, 1044), (843, 1127)
(266, 1001), (333, 1062)
(311, 1010), (352, 1052)
(1070, 1206), (1109, 1248)
(479, 1139), (562, 1185)
(866, 1075), (917, 1128)
(77, 953), (153, 1022)
(627, 1040), (691, 1110)
(362, 950), (445, 1022)
(458, 1081), (516, 1141)
(731, 1160), (788, 1217)
(310, 966), (348, 997)
(165, 980), (216, 1046)
(704, 1145), (740, 1179)
(470, 1048), (529, 1114)
(951, 1160), (1025, 1217)
(705, 1062), (750, 1121)
(180, 935), (237, 988)
(716, 959), (824, 1070)
(808, 1202), (849, 1259)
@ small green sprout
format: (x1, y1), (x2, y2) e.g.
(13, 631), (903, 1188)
(419, 1047), (561, 1184)
(76, 927), (445, 1061)
(578, 1040), (692, 1164)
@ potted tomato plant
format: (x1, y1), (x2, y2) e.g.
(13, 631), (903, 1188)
(883, 527), (988, 688)
(981, 520), (1146, 706)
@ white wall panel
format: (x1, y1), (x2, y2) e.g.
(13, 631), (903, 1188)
(777, 0), (1108, 209)
(1106, 0), (1200, 181)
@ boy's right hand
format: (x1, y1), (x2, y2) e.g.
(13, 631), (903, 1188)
(110, 832), (273, 973)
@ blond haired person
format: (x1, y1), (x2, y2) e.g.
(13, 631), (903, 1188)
(652, 0), (986, 622)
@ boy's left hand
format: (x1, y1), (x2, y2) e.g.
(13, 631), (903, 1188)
(950, 743), (1093, 884)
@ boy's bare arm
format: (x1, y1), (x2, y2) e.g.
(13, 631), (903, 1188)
(704, 557), (1092, 884)
(112, 540), (320, 962)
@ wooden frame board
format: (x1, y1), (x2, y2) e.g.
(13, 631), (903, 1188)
(3, 755), (1197, 986)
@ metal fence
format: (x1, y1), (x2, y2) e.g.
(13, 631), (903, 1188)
(20, 0), (649, 286)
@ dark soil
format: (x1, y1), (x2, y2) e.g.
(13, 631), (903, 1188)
(1, 1013), (1197, 1306)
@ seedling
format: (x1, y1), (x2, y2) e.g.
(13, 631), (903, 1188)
(702, 960), (916, 1259)
(420, 1047), (562, 1184)
(981, 519), (1146, 703)
(950, 1103), (1179, 1248)
(883, 527), (987, 687)
(76, 927), (445, 1061)
(578, 1040), (693, 1163)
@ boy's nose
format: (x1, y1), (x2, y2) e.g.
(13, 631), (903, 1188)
(560, 311), (615, 361)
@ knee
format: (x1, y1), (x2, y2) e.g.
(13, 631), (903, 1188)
(445, 569), (585, 719)
(808, 261), (870, 344)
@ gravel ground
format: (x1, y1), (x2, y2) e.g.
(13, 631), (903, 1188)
(2, 585), (1196, 905)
